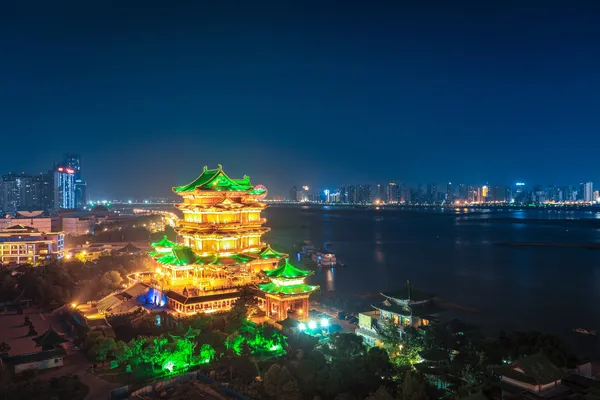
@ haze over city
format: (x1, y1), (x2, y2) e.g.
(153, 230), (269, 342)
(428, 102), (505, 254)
(2, 1), (600, 198)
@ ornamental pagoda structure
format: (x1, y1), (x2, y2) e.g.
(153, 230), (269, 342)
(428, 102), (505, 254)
(258, 258), (319, 321)
(145, 165), (292, 315)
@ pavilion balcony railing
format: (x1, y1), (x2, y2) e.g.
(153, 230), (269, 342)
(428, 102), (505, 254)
(178, 220), (267, 229)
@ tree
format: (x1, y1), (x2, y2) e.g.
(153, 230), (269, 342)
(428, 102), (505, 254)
(199, 344), (216, 363)
(263, 364), (302, 400)
(0, 341), (10, 355)
(101, 270), (123, 290)
(402, 371), (427, 400)
(366, 387), (396, 400)
(114, 340), (132, 366)
(366, 346), (394, 381)
(322, 333), (365, 362)
(96, 338), (116, 365)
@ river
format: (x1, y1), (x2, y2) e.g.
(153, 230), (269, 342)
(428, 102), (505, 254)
(263, 205), (600, 346)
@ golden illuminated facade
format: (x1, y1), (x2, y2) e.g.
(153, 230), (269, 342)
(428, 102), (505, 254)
(142, 166), (288, 315)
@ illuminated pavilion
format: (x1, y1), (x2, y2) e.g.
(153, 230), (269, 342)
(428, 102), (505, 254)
(144, 165), (291, 315)
(258, 258), (319, 321)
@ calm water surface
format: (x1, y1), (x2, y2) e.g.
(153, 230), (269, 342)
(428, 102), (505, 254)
(263, 206), (600, 340)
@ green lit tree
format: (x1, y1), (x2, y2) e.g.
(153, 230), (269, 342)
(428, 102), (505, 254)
(113, 340), (132, 366)
(225, 332), (245, 355)
(199, 343), (216, 363)
(96, 338), (116, 366)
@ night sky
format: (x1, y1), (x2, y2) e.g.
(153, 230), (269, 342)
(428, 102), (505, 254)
(2, 1), (600, 198)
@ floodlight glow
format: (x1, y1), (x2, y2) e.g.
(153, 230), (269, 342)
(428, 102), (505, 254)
(308, 320), (317, 330)
(320, 318), (329, 327)
(298, 323), (307, 331)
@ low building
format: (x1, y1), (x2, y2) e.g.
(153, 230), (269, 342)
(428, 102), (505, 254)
(0, 211), (59, 232)
(3, 326), (68, 374)
(356, 281), (445, 346)
(499, 352), (566, 394)
(61, 217), (95, 235)
(0, 224), (65, 266)
(4, 349), (65, 374)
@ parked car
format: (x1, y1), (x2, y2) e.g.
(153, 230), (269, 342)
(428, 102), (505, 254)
(347, 316), (358, 325)
(337, 311), (346, 320)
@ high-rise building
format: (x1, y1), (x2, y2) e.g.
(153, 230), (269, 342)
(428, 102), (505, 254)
(446, 182), (454, 204)
(581, 182), (593, 202)
(426, 184), (437, 204)
(1, 173), (35, 211)
(375, 184), (384, 202)
(357, 185), (372, 204)
(457, 184), (468, 202)
(35, 171), (54, 211)
(289, 186), (298, 202)
(387, 182), (398, 203)
(339, 186), (348, 203)
(63, 154), (82, 179)
(347, 185), (357, 203)
(54, 166), (76, 209)
(399, 183), (411, 204)
(488, 185), (507, 202)
(74, 179), (88, 209)
(467, 185), (476, 203)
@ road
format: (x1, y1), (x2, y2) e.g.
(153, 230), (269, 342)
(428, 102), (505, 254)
(310, 302), (357, 333)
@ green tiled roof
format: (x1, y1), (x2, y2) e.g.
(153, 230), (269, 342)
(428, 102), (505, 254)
(258, 282), (319, 295)
(156, 246), (200, 266)
(264, 258), (313, 279)
(151, 235), (176, 249)
(173, 165), (254, 193)
(248, 188), (267, 195)
(211, 253), (255, 266)
(257, 245), (285, 259)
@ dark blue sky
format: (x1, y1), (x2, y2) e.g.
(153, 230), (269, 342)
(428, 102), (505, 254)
(1, 1), (599, 198)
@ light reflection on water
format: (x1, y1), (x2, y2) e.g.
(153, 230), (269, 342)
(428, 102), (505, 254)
(265, 206), (600, 342)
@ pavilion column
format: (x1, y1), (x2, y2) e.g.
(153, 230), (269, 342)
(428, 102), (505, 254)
(303, 297), (309, 321)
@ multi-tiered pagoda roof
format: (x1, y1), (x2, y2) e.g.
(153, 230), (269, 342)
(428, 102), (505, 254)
(258, 259), (319, 296)
(173, 165), (264, 194)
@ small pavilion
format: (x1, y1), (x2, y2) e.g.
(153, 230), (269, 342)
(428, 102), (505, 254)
(258, 259), (319, 321)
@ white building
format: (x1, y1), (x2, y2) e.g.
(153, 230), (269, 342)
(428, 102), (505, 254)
(581, 182), (593, 202)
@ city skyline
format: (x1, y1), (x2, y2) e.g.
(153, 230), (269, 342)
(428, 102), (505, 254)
(2, 1), (600, 198)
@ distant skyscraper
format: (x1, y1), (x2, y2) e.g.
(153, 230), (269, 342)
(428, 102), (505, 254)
(289, 186), (298, 202)
(74, 179), (88, 209)
(489, 185), (507, 202)
(375, 184), (384, 202)
(386, 182), (398, 203)
(63, 154), (82, 179)
(347, 185), (357, 203)
(357, 185), (372, 204)
(35, 171), (54, 210)
(399, 183), (411, 203)
(581, 182), (593, 202)
(54, 166), (76, 209)
(426, 184), (437, 203)
(457, 184), (467, 201)
(446, 182), (454, 204)
(1, 172), (35, 211)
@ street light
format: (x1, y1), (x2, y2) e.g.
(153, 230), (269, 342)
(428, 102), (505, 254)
(298, 323), (307, 331)
(320, 318), (329, 328)
(308, 320), (317, 330)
